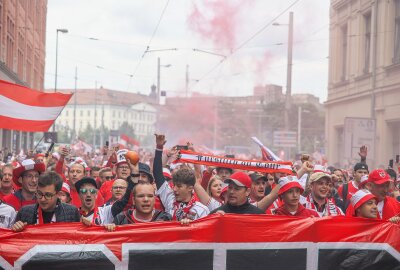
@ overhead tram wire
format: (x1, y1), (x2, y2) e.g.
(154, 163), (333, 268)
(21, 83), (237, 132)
(193, 0), (303, 87)
(126, 0), (171, 91)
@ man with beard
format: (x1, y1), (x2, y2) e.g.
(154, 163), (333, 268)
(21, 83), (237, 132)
(68, 161), (104, 208)
(11, 172), (80, 232)
(302, 172), (344, 217)
(269, 176), (319, 217)
(249, 173), (268, 203)
(346, 169), (400, 221)
(113, 182), (171, 224)
(210, 171), (264, 215)
(4, 159), (45, 211)
(0, 165), (14, 199)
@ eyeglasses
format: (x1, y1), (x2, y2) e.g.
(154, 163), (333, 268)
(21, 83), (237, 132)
(79, 188), (97, 195)
(112, 186), (127, 190)
(36, 191), (56, 200)
(103, 176), (113, 180)
(23, 174), (39, 180)
(118, 166), (130, 170)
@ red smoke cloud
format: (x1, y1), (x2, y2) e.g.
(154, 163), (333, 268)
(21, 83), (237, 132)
(187, 0), (253, 50)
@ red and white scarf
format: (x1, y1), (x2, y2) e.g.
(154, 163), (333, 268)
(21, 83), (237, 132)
(80, 207), (100, 225)
(304, 195), (343, 217)
(175, 150), (293, 175)
(173, 195), (197, 221)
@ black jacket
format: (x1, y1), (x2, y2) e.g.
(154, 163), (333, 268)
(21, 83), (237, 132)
(15, 200), (81, 224)
(210, 201), (264, 214)
(113, 209), (172, 225)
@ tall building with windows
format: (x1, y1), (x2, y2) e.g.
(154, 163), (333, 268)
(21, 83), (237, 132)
(0, 0), (47, 151)
(326, 0), (400, 167)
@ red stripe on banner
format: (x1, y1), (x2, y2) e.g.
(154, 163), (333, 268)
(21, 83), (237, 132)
(176, 150), (293, 174)
(0, 79), (72, 107)
(0, 215), (398, 266)
(0, 115), (54, 132)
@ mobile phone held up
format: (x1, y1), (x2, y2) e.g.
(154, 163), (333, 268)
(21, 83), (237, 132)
(176, 145), (189, 150)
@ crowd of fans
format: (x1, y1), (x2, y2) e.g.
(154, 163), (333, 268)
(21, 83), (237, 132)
(0, 134), (399, 233)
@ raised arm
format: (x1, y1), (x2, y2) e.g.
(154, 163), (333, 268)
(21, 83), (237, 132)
(256, 184), (281, 212)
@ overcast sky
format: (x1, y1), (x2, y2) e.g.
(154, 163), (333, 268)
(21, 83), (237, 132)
(45, 0), (330, 102)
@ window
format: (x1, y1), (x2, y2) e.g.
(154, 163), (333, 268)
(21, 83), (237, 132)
(87, 110), (90, 117)
(364, 13), (371, 72)
(394, 0), (400, 63)
(341, 25), (348, 80)
(66, 110), (69, 117)
(80, 110), (83, 117)
(112, 110), (116, 117)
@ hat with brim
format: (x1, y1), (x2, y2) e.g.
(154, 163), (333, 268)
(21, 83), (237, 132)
(249, 172), (267, 182)
(309, 172), (332, 184)
(278, 176), (304, 196)
(351, 190), (376, 215)
(224, 171), (251, 189)
(139, 162), (154, 182)
(13, 159), (46, 187)
(75, 177), (97, 192)
(366, 169), (392, 185)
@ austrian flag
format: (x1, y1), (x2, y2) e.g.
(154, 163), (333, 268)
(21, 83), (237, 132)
(0, 80), (72, 132)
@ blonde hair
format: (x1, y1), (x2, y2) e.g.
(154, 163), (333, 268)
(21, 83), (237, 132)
(206, 175), (223, 197)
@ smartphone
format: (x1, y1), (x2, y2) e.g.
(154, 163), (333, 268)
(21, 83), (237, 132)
(396, 155), (399, 164)
(106, 141), (109, 147)
(389, 159), (394, 168)
(225, 154), (235, 158)
(176, 145), (189, 150)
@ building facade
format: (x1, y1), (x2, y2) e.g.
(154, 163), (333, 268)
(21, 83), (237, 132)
(0, 0), (47, 151)
(326, 0), (400, 167)
(56, 88), (157, 145)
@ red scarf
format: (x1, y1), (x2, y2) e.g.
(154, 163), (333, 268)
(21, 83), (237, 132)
(80, 206), (100, 225)
(37, 207), (56, 225)
(173, 195), (197, 221)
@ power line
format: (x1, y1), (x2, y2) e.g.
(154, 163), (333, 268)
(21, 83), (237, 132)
(127, 0), (171, 90)
(194, 0), (303, 85)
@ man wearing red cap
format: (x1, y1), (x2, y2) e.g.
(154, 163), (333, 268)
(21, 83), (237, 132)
(3, 159), (45, 211)
(210, 171), (264, 214)
(0, 165), (14, 199)
(346, 169), (400, 220)
(269, 176), (319, 217)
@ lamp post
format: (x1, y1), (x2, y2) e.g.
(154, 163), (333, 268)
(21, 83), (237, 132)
(273, 12), (293, 132)
(156, 57), (171, 104)
(54, 28), (68, 93)
(53, 28), (68, 132)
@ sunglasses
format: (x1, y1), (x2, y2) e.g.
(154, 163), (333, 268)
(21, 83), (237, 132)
(102, 176), (113, 180)
(79, 188), (97, 195)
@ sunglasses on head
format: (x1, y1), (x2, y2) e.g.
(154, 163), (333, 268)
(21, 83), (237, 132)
(79, 188), (97, 195)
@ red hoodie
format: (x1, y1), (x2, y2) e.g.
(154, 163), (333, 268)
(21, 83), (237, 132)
(269, 203), (319, 218)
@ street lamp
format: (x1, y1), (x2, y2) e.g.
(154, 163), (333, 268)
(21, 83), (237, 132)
(54, 28), (68, 93)
(53, 28), (68, 132)
(157, 57), (171, 104)
(273, 12), (293, 132)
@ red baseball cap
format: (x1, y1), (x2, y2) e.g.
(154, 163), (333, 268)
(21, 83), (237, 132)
(224, 171), (251, 189)
(367, 169), (392, 185)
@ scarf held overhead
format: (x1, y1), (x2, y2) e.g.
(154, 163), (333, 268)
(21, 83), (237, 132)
(175, 150), (293, 174)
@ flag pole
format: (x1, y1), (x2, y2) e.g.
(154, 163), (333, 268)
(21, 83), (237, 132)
(33, 133), (45, 152)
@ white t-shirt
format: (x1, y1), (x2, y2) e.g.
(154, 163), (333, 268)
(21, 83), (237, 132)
(0, 202), (16, 228)
(156, 181), (210, 220)
(207, 197), (222, 212)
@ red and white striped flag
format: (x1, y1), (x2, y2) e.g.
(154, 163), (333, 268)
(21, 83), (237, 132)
(251, 136), (281, 161)
(120, 133), (140, 147)
(0, 80), (72, 132)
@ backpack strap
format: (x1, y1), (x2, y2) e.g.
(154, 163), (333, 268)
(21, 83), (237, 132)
(342, 183), (349, 211)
